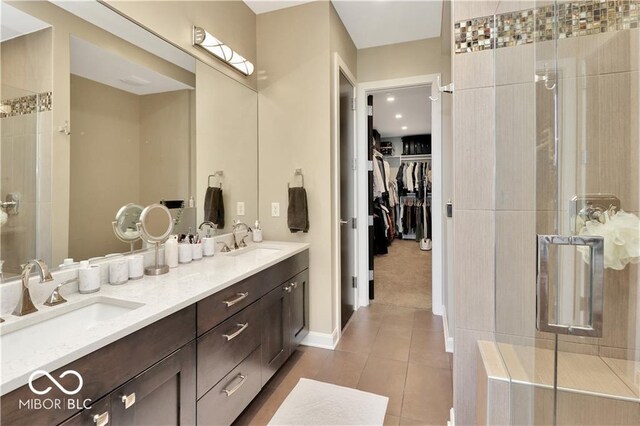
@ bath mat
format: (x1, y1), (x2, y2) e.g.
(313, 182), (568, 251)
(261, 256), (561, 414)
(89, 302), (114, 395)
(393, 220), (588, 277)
(268, 378), (388, 426)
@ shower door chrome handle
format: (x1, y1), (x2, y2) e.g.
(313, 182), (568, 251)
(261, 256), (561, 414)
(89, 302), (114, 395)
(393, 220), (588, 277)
(536, 234), (604, 337)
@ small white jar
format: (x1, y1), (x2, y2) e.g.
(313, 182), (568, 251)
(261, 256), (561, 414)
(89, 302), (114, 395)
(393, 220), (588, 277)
(109, 259), (129, 285)
(192, 242), (203, 260)
(79, 261), (101, 294)
(128, 255), (144, 280)
(202, 237), (215, 257)
(178, 243), (192, 264)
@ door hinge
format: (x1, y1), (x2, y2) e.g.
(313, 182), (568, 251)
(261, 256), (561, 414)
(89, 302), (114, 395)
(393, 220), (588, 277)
(352, 218), (357, 229)
(352, 276), (357, 288)
(352, 158), (357, 171)
(367, 160), (373, 171)
(351, 97), (356, 111)
(367, 105), (373, 116)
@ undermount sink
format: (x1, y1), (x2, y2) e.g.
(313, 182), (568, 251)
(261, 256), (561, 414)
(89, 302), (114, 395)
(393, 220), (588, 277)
(0, 297), (143, 364)
(225, 245), (282, 262)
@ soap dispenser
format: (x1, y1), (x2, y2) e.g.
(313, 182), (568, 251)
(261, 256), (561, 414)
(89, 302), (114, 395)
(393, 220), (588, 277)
(165, 235), (179, 268)
(253, 220), (263, 243)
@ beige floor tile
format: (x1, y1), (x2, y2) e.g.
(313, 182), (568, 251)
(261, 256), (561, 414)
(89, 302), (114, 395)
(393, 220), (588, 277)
(409, 334), (451, 370)
(314, 350), (369, 388)
(335, 322), (380, 354)
(384, 414), (401, 426)
(401, 363), (453, 425)
(265, 347), (331, 391)
(399, 417), (431, 426)
(357, 356), (408, 417)
(371, 327), (413, 362)
(413, 310), (443, 331)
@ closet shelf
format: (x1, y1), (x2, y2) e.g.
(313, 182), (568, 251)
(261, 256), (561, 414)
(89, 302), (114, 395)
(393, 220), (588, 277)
(383, 154), (432, 161)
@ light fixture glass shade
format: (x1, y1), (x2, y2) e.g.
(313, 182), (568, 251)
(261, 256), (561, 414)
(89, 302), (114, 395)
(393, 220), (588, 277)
(193, 26), (254, 76)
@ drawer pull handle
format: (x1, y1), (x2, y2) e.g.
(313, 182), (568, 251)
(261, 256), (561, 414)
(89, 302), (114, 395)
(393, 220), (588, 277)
(93, 412), (109, 426)
(222, 322), (249, 341)
(290, 282), (298, 289)
(121, 392), (136, 409)
(283, 284), (292, 293)
(222, 374), (247, 397)
(223, 292), (249, 307)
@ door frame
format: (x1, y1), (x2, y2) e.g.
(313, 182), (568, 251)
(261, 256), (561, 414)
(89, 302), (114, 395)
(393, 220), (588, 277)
(332, 52), (358, 335)
(356, 74), (444, 316)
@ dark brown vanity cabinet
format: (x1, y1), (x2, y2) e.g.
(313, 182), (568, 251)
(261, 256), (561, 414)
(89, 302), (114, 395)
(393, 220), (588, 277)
(61, 342), (196, 426)
(261, 268), (310, 386)
(1, 250), (309, 426)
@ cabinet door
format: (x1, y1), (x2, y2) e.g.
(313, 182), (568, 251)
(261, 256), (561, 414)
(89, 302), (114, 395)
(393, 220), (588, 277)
(261, 283), (290, 386)
(288, 269), (309, 349)
(59, 395), (110, 426)
(110, 342), (196, 425)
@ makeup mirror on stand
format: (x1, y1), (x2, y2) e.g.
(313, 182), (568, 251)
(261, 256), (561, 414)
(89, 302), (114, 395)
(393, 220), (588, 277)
(137, 203), (173, 275)
(112, 203), (144, 253)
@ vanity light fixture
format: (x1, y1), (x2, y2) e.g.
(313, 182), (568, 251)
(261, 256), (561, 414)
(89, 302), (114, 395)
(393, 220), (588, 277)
(193, 26), (254, 76)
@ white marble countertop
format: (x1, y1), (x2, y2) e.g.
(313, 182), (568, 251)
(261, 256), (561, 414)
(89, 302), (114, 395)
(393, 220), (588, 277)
(0, 241), (309, 396)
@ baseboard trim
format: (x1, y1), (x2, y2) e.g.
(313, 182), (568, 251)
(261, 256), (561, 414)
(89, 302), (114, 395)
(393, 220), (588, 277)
(443, 309), (454, 354)
(301, 328), (339, 350)
(447, 407), (455, 426)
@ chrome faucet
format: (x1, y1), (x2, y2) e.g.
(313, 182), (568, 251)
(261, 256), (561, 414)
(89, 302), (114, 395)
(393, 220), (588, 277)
(13, 259), (54, 316)
(231, 221), (251, 249)
(44, 277), (79, 306)
(199, 221), (217, 237)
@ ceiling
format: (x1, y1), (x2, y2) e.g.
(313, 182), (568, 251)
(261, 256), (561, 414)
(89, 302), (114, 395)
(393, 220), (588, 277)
(52, 0), (196, 73)
(244, 0), (443, 49)
(70, 36), (194, 96)
(1, 2), (50, 43)
(372, 85), (432, 138)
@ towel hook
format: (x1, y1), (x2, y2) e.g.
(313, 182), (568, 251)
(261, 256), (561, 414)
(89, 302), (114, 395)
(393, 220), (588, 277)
(430, 75), (455, 102)
(208, 170), (223, 188)
(288, 168), (304, 189)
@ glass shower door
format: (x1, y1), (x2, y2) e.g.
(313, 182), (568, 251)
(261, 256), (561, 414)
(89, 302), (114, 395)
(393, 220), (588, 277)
(495, 0), (639, 424)
(0, 84), (39, 279)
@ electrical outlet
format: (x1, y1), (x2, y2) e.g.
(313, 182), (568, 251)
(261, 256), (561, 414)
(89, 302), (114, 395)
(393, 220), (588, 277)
(237, 201), (245, 216)
(271, 202), (280, 217)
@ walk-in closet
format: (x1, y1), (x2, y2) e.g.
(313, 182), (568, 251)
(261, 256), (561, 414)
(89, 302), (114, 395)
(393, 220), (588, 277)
(369, 85), (433, 310)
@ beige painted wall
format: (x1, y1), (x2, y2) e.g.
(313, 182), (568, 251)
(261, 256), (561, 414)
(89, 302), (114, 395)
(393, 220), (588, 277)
(258, 1), (334, 335)
(357, 37), (448, 83)
(139, 90), (193, 206)
(69, 76), (192, 260)
(195, 61), (258, 234)
(69, 76), (141, 260)
(105, 0), (257, 90)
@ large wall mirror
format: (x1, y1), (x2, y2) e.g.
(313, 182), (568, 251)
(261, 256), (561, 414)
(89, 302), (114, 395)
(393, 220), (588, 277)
(0, 0), (258, 282)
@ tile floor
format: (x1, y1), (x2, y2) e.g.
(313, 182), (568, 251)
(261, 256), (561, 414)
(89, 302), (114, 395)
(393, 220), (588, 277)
(234, 303), (453, 426)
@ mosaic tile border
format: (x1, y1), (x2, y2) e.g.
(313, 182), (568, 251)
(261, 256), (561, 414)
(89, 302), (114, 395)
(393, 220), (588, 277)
(0, 92), (52, 118)
(455, 0), (640, 54)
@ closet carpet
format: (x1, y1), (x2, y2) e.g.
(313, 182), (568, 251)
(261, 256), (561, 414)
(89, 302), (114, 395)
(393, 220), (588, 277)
(373, 239), (432, 310)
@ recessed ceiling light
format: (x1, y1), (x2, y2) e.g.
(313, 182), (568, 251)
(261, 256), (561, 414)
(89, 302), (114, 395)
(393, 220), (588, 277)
(395, 113), (403, 119)
(386, 96), (395, 102)
(401, 126), (408, 130)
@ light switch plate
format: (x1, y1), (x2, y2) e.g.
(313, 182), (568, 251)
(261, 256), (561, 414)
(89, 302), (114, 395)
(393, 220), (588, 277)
(271, 202), (280, 217)
(237, 201), (245, 216)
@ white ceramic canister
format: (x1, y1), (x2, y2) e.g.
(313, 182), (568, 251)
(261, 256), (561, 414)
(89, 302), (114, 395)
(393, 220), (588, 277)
(165, 235), (179, 268)
(128, 255), (144, 280)
(192, 242), (203, 260)
(109, 259), (129, 285)
(178, 243), (192, 264)
(202, 237), (215, 257)
(78, 261), (101, 294)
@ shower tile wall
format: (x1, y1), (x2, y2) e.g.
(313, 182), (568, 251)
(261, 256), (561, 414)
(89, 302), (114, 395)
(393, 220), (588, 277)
(453, 1), (640, 424)
(1, 28), (53, 275)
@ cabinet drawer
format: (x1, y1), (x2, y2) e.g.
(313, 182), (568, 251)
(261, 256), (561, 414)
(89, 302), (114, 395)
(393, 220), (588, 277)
(197, 277), (260, 335)
(197, 347), (262, 426)
(197, 301), (261, 398)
